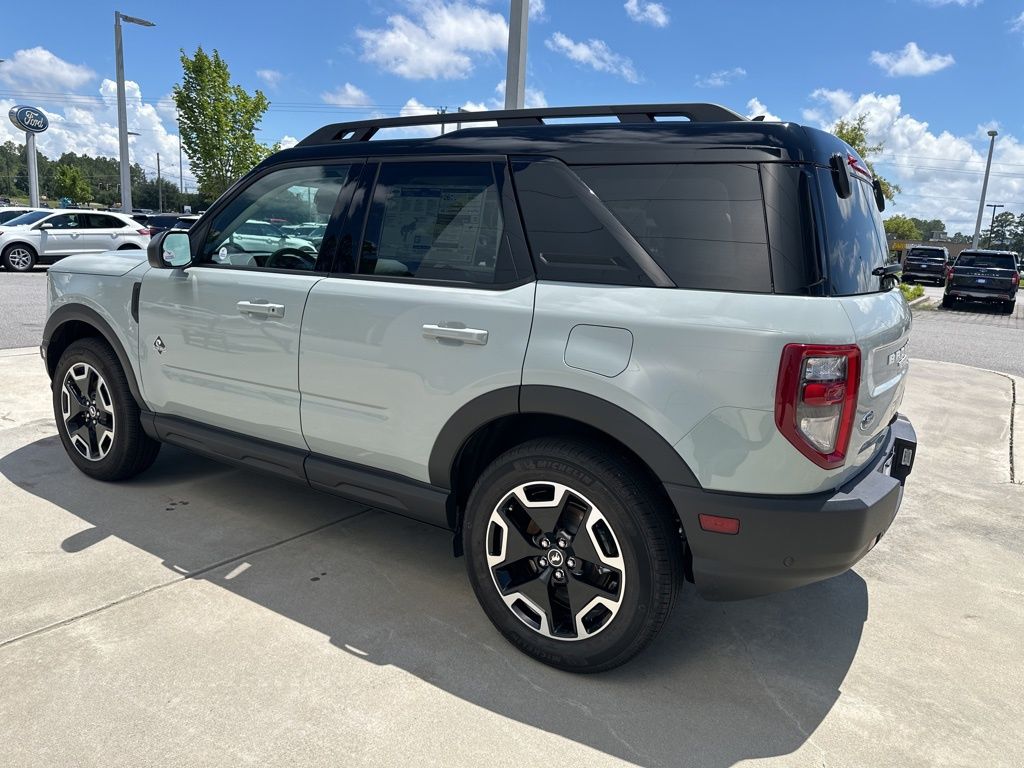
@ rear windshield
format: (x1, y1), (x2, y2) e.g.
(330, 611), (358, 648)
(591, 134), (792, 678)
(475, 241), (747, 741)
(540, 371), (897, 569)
(907, 248), (946, 261)
(3, 210), (50, 226)
(816, 170), (889, 295)
(955, 253), (1016, 269)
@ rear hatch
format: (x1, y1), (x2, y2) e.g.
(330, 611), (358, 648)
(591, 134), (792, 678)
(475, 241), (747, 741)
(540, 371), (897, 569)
(814, 166), (911, 470)
(950, 251), (1018, 295)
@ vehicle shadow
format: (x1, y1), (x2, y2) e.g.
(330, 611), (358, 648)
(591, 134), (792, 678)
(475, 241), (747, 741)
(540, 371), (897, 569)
(0, 437), (868, 768)
(937, 298), (1016, 315)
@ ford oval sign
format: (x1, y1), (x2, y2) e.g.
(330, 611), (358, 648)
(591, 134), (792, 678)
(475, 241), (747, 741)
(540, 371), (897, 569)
(9, 105), (49, 134)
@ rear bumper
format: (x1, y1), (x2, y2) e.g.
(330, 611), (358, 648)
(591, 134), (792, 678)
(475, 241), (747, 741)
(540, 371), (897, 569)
(665, 414), (917, 601)
(903, 270), (943, 281)
(946, 287), (1016, 301)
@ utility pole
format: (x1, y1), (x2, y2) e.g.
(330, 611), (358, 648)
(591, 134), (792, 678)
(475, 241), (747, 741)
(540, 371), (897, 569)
(114, 11), (156, 213)
(971, 129), (998, 249)
(177, 110), (184, 195)
(156, 152), (162, 212)
(439, 106), (447, 135)
(985, 203), (1004, 247)
(505, 0), (529, 110)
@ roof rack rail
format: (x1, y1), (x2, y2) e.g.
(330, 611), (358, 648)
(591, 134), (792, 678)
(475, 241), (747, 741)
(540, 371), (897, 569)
(296, 102), (747, 147)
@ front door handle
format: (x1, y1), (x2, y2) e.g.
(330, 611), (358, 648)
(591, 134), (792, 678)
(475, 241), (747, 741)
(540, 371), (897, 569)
(422, 324), (488, 345)
(237, 300), (285, 318)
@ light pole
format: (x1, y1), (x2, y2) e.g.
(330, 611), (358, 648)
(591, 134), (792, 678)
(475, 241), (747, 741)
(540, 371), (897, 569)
(505, 0), (529, 109)
(985, 203), (1004, 247)
(115, 10), (155, 214)
(971, 129), (998, 250)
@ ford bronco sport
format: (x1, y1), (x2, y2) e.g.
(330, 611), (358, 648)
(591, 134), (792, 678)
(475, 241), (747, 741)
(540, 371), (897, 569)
(42, 104), (917, 672)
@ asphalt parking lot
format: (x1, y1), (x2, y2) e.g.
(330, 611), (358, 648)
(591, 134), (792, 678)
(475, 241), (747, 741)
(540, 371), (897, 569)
(1, 346), (1022, 767)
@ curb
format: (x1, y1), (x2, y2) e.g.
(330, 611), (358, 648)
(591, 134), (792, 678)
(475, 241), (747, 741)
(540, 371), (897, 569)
(908, 295), (931, 308)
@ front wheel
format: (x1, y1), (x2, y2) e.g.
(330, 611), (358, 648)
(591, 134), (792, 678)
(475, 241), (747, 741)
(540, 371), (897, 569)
(463, 438), (682, 672)
(52, 338), (161, 481)
(2, 244), (36, 272)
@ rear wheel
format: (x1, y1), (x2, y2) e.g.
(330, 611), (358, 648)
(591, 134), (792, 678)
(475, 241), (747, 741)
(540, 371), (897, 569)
(2, 243), (36, 272)
(1005, 300), (1016, 314)
(463, 438), (682, 672)
(941, 294), (955, 309)
(52, 338), (160, 481)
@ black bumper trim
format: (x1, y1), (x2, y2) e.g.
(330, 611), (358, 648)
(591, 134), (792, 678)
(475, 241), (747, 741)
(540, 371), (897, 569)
(666, 415), (917, 601)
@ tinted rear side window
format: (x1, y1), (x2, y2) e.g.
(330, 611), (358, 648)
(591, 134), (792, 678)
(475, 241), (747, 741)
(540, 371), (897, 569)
(574, 163), (771, 292)
(816, 169), (888, 295)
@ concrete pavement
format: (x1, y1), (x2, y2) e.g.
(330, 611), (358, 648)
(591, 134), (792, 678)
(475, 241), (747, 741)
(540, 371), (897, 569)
(0, 348), (1022, 767)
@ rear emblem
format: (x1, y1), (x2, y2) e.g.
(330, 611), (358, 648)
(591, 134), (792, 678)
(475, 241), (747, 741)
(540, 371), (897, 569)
(860, 411), (875, 431)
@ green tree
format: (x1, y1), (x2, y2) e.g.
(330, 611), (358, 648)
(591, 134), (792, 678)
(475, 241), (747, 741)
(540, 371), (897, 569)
(51, 165), (92, 204)
(909, 218), (946, 240)
(173, 47), (272, 200)
(884, 215), (922, 241)
(832, 115), (900, 201)
(986, 210), (1016, 248)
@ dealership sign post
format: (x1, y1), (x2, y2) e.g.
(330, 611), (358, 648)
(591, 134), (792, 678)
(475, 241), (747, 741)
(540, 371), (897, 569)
(8, 105), (49, 207)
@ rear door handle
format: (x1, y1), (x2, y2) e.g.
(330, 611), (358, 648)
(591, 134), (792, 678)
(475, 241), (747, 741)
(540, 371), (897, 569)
(422, 324), (488, 345)
(237, 300), (285, 318)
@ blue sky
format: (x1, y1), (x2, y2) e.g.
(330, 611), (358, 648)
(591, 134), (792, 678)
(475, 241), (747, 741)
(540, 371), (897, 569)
(2, 0), (1023, 230)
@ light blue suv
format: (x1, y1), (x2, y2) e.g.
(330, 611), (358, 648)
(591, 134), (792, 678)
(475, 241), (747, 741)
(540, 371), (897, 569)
(42, 104), (917, 671)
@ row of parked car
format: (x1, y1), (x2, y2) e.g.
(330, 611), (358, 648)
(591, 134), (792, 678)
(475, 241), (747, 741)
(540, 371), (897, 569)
(0, 206), (328, 272)
(902, 245), (1020, 313)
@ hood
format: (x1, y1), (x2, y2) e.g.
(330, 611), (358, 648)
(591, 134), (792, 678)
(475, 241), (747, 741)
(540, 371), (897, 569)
(47, 249), (148, 277)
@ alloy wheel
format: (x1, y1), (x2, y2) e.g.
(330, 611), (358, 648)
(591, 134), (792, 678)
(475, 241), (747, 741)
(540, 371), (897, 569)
(485, 482), (625, 641)
(61, 362), (116, 461)
(6, 247), (33, 270)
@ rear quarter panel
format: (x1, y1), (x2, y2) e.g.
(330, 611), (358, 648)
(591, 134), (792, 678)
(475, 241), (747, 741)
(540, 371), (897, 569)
(524, 283), (878, 495)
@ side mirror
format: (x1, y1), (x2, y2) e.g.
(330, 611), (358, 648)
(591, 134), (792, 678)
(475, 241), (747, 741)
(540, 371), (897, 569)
(147, 229), (192, 269)
(829, 153), (852, 199)
(872, 178), (886, 212)
(38, 222), (53, 230)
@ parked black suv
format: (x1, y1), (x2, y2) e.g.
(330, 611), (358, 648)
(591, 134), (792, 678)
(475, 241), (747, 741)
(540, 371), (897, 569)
(943, 249), (1019, 312)
(902, 245), (948, 285)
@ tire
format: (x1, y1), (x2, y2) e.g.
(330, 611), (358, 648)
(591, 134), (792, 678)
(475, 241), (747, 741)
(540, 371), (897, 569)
(52, 338), (161, 481)
(1006, 300), (1016, 314)
(117, 244), (142, 250)
(463, 438), (682, 672)
(941, 295), (954, 308)
(2, 243), (37, 272)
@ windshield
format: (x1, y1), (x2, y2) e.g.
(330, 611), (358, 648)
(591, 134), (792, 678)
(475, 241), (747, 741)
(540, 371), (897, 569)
(955, 253), (1016, 269)
(3, 210), (50, 227)
(816, 170), (889, 295)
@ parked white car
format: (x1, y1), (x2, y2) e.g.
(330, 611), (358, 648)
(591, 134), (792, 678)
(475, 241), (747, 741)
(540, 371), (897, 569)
(0, 209), (150, 271)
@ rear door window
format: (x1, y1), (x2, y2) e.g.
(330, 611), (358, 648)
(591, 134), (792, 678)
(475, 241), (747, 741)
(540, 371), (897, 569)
(573, 163), (772, 293)
(359, 161), (516, 285)
(816, 169), (889, 295)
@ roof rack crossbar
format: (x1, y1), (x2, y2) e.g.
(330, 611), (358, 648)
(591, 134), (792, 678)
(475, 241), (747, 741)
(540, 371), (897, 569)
(296, 103), (747, 147)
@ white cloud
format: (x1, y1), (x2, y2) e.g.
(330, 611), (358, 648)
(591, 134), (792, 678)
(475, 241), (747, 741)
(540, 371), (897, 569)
(278, 135), (299, 150)
(918, 0), (982, 6)
(256, 69), (283, 88)
(869, 42), (954, 77)
(320, 82), (372, 107)
(529, 0), (546, 20)
(494, 79), (548, 108)
(624, 0), (669, 27)
(802, 88), (1024, 233)
(1011, 11), (1024, 34)
(0, 78), (190, 193)
(0, 47), (95, 90)
(695, 67), (746, 88)
(357, 1), (507, 80)
(545, 32), (639, 83)
(746, 97), (781, 122)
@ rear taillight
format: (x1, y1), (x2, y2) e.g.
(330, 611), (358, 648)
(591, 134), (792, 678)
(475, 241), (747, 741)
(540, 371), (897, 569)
(137, 228), (152, 236)
(946, 266), (954, 282)
(775, 344), (861, 469)
(1013, 272), (1021, 284)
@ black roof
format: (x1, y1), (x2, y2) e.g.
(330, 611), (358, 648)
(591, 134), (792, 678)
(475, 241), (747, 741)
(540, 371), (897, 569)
(269, 103), (860, 170)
